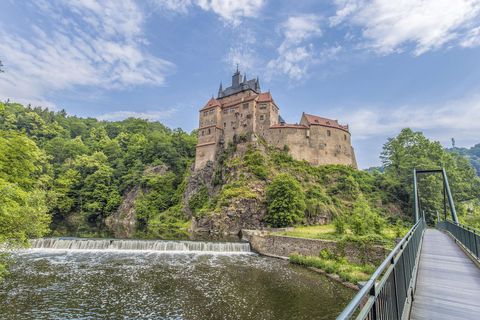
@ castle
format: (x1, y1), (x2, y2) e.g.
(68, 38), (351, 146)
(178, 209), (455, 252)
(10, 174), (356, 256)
(195, 69), (357, 170)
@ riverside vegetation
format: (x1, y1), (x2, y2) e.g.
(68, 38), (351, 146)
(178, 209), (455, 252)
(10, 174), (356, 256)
(1, 102), (480, 281)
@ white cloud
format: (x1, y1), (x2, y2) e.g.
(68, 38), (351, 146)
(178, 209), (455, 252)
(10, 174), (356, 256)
(267, 15), (325, 81)
(97, 109), (177, 122)
(0, 0), (174, 106)
(331, 0), (480, 55)
(343, 94), (480, 142)
(153, 0), (265, 26)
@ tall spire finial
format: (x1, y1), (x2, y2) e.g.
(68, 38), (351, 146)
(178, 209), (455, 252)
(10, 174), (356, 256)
(236, 63), (239, 73)
(218, 82), (223, 98)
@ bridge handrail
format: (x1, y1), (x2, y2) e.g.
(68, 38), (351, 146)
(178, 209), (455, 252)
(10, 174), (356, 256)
(438, 220), (479, 260)
(337, 218), (426, 320)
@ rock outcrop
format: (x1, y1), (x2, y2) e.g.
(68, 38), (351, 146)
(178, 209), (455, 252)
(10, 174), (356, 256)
(105, 187), (139, 238)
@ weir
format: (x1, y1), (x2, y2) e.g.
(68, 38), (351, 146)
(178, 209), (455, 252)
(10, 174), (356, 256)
(31, 238), (251, 254)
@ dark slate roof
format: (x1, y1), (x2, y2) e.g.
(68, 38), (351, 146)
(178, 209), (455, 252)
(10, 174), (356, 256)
(218, 69), (260, 98)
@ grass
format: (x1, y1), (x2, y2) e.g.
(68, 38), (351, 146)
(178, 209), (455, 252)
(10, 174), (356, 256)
(290, 253), (376, 284)
(275, 223), (409, 246)
(277, 224), (338, 240)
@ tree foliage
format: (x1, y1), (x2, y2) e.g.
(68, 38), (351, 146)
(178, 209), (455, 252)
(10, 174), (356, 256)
(381, 128), (480, 224)
(0, 102), (197, 236)
(266, 173), (306, 227)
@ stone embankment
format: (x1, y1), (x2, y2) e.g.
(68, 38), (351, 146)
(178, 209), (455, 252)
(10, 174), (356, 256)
(241, 229), (387, 265)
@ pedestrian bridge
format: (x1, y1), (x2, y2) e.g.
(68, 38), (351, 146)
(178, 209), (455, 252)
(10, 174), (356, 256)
(337, 169), (480, 320)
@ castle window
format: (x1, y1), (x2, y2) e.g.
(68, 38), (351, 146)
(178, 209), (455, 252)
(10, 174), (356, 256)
(344, 134), (347, 141)
(327, 130), (331, 137)
(208, 128), (211, 135)
(204, 111), (208, 116)
(209, 109), (214, 115)
(223, 109), (228, 114)
(260, 115), (265, 121)
(201, 130), (204, 136)
(243, 103), (249, 109)
(259, 103), (267, 110)
(224, 122), (226, 128)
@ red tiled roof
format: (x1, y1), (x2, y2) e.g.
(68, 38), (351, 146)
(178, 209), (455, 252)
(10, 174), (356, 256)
(200, 97), (221, 111)
(270, 124), (308, 129)
(257, 92), (273, 102)
(303, 113), (349, 132)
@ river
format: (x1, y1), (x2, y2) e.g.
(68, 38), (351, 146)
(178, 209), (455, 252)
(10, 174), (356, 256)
(0, 239), (353, 319)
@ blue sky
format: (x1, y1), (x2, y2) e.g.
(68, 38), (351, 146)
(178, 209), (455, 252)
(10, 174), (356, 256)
(1, 0), (480, 168)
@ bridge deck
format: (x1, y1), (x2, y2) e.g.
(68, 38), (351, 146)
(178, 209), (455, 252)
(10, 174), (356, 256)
(411, 229), (480, 320)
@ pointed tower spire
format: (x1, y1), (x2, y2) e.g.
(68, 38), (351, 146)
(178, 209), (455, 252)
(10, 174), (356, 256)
(256, 76), (261, 92)
(218, 82), (223, 98)
(243, 73), (247, 83)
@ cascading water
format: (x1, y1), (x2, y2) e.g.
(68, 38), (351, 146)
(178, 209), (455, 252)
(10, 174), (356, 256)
(30, 238), (251, 253)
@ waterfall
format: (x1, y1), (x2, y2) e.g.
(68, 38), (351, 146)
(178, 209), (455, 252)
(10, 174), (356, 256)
(30, 238), (251, 254)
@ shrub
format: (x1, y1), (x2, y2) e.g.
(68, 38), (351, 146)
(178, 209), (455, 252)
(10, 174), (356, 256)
(217, 180), (257, 207)
(243, 148), (268, 180)
(265, 173), (306, 227)
(349, 195), (386, 235)
(188, 186), (209, 216)
(334, 217), (346, 234)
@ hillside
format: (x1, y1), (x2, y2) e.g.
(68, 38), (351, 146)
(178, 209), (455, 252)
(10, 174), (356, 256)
(1, 102), (479, 241)
(448, 144), (480, 176)
(184, 139), (405, 236)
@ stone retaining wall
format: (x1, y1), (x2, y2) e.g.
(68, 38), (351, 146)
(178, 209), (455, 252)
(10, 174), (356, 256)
(242, 230), (387, 265)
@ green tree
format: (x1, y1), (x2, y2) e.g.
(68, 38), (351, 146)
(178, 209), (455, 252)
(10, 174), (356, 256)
(266, 173), (306, 227)
(381, 128), (480, 223)
(0, 131), (50, 279)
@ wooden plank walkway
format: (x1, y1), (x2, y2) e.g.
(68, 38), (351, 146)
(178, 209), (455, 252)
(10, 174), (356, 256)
(411, 229), (480, 320)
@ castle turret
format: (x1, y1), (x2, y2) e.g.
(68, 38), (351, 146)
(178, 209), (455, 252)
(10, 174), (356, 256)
(232, 68), (241, 87)
(218, 83), (223, 98)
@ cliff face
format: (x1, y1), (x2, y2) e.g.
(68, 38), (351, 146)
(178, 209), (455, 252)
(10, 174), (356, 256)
(105, 187), (140, 238)
(183, 138), (404, 237)
(184, 142), (269, 235)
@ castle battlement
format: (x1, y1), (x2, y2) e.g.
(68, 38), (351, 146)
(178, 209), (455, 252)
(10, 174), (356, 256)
(194, 70), (357, 170)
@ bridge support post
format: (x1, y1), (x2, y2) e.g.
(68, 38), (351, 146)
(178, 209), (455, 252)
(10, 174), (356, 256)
(441, 168), (458, 223)
(413, 169), (419, 222)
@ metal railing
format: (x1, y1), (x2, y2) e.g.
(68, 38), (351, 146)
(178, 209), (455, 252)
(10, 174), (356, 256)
(336, 218), (426, 320)
(438, 220), (479, 260)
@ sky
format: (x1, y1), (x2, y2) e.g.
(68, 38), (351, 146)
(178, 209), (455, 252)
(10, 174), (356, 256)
(1, 0), (480, 168)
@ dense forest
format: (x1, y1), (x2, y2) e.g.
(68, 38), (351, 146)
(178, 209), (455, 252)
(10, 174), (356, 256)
(0, 102), (196, 241)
